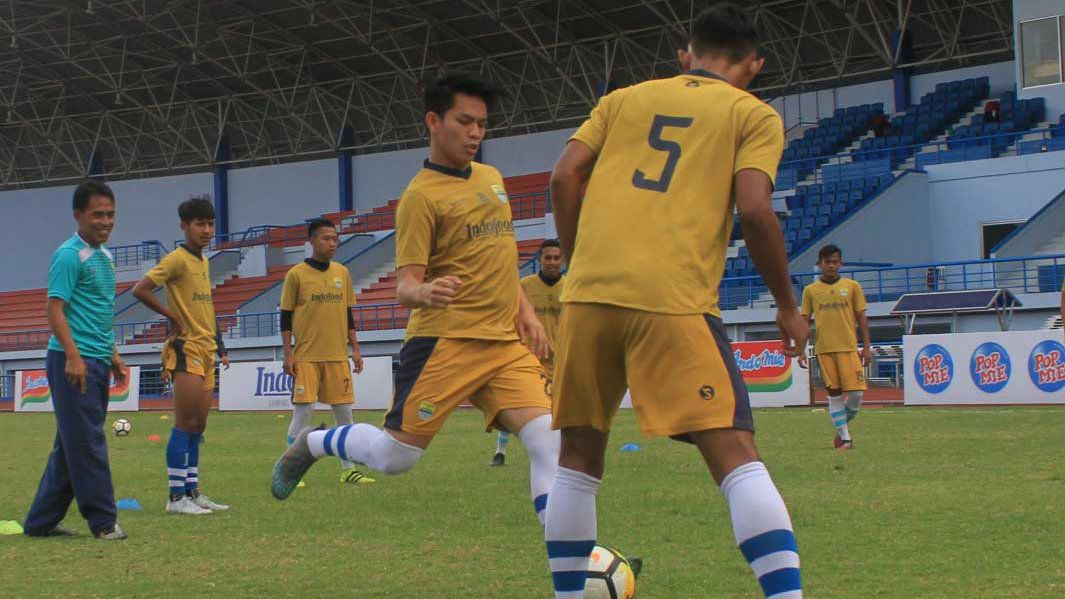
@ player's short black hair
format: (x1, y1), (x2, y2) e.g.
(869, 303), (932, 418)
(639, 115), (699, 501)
(425, 72), (499, 117)
(690, 3), (760, 63)
(540, 239), (561, 252)
(178, 196), (216, 222)
(72, 180), (115, 212)
(818, 244), (843, 261)
(307, 217), (336, 239)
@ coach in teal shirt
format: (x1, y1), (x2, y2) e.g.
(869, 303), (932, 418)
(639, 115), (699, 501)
(24, 180), (128, 541)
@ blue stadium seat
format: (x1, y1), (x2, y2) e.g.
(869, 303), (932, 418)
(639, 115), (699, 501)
(818, 204), (832, 216)
(798, 228), (812, 241)
(832, 202), (847, 215)
(785, 230), (797, 242)
(815, 216), (830, 229)
(801, 217), (815, 229)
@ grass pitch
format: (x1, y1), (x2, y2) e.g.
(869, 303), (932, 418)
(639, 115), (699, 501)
(1, 407), (1064, 599)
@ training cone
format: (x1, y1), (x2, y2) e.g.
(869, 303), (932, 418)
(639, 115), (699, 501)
(619, 443), (641, 452)
(116, 498), (143, 511)
(160, 414), (169, 420)
(0, 520), (23, 535)
(147, 434), (162, 441)
(277, 414), (286, 419)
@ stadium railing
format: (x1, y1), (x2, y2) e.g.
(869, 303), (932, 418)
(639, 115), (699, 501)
(110, 241), (167, 267)
(0, 374), (13, 401)
(777, 128), (1061, 185)
(721, 253), (1065, 310)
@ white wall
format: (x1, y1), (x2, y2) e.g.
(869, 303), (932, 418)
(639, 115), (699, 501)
(483, 128), (576, 177)
(768, 79), (895, 129)
(352, 146), (426, 212)
(107, 173), (213, 246)
(927, 152), (1065, 262)
(228, 159), (338, 232)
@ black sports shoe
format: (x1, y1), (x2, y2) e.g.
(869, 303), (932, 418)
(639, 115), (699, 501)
(490, 452), (506, 467)
(26, 525), (78, 538)
(271, 424), (325, 500)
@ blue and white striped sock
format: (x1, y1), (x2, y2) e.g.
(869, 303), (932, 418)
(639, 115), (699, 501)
(844, 391), (863, 422)
(722, 462), (802, 599)
(828, 395), (850, 441)
(186, 433), (201, 494)
(545, 467), (600, 598)
(495, 430), (511, 456)
(166, 427), (190, 500)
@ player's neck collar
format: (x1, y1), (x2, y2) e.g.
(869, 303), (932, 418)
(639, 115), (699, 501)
(538, 271), (561, 286)
(686, 68), (727, 82)
(180, 243), (204, 260)
(423, 158), (472, 180)
(74, 231), (102, 249)
(304, 257), (330, 272)
(820, 274), (841, 285)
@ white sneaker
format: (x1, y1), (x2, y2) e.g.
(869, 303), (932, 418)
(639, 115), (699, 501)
(166, 496), (212, 515)
(190, 493), (229, 511)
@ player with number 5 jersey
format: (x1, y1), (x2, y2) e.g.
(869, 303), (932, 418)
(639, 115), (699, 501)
(544, 4), (809, 599)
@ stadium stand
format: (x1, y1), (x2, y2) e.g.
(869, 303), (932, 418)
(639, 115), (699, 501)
(777, 103), (885, 190)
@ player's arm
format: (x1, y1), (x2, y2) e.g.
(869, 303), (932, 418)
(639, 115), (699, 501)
(347, 310), (363, 374)
(394, 189), (461, 309)
(110, 345), (127, 385)
(215, 324), (229, 369)
(46, 250), (87, 392)
(550, 140), (597, 262)
(279, 271), (298, 376)
(854, 284), (871, 366)
(396, 265), (461, 309)
(133, 256), (184, 336)
(735, 169), (807, 357)
(515, 285), (551, 360)
(797, 287), (813, 367)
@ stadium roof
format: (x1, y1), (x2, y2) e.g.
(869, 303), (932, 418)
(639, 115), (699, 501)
(0, 0), (1014, 189)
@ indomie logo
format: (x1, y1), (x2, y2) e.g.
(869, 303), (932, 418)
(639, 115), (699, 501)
(1028, 340), (1065, 393)
(914, 344), (953, 394)
(254, 367), (294, 397)
(969, 342), (1011, 394)
(733, 349), (787, 372)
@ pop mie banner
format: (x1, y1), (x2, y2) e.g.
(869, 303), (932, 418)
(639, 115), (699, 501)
(904, 330), (1065, 405)
(219, 358), (394, 411)
(14, 367), (141, 412)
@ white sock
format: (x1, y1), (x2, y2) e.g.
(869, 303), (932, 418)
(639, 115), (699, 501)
(331, 404), (355, 469)
(515, 415), (560, 525)
(495, 430), (511, 455)
(307, 423), (422, 475)
(827, 395), (850, 441)
(287, 404), (314, 445)
(721, 462), (803, 599)
(844, 391), (862, 423)
(545, 467), (600, 599)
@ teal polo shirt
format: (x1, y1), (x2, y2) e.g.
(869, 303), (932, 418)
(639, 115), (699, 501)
(46, 234), (116, 360)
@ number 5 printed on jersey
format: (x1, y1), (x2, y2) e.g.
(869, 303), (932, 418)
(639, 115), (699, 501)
(632, 114), (694, 193)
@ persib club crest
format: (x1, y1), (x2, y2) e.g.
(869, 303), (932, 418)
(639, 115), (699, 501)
(333, 276), (343, 289)
(490, 184), (509, 203)
(840, 288), (849, 297)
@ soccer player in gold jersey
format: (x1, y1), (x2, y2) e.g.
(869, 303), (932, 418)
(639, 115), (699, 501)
(272, 73), (562, 531)
(280, 217), (374, 486)
(544, 5), (808, 598)
(132, 197), (230, 515)
(491, 239), (565, 467)
(799, 244), (871, 450)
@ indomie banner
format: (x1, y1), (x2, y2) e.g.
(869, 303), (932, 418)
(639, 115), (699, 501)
(732, 341), (810, 407)
(904, 330), (1065, 405)
(219, 358), (394, 411)
(14, 367), (141, 412)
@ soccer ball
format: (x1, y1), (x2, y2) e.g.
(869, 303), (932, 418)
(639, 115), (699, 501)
(112, 418), (132, 436)
(584, 545), (637, 599)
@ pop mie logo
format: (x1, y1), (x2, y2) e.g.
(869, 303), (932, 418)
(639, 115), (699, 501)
(969, 342), (1010, 393)
(1028, 340), (1065, 393)
(914, 344), (953, 394)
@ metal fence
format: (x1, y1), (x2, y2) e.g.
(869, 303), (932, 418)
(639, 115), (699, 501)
(0, 374), (13, 400)
(110, 241), (166, 267)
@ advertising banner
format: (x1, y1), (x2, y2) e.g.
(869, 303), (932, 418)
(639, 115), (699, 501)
(219, 357), (394, 411)
(734, 341), (810, 407)
(15, 367), (141, 412)
(904, 330), (1065, 405)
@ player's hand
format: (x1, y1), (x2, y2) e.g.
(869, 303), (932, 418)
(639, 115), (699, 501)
(220, 353), (231, 370)
(110, 354), (127, 386)
(516, 312), (552, 360)
(351, 354), (364, 374)
(167, 316), (185, 338)
(860, 347), (873, 367)
(776, 308), (809, 358)
(797, 353), (809, 369)
(418, 276), (462, 309)
(283, 354), (298, 377)
(65, 352), (88, 394)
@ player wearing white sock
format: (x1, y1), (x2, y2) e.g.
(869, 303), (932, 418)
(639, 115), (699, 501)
(280, 219), (374, 486)
(491, 240), (565, 468)
(546, 5), (808, 597)
(798, 244), (871, 450)
(272, 73), (558, 533)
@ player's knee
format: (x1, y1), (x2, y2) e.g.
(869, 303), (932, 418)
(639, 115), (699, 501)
(517, 414), (560, 464)
(372, 431), (423, 475)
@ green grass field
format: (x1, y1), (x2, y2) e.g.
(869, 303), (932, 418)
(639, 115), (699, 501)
(2, 407), (1064, 599)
